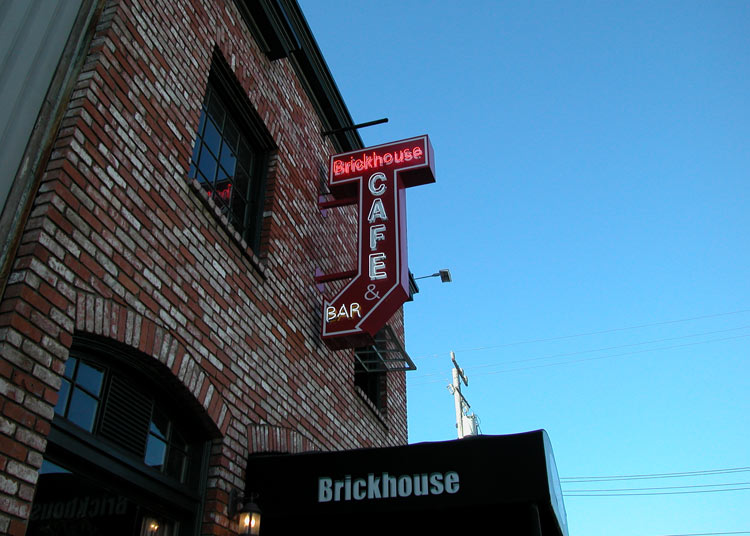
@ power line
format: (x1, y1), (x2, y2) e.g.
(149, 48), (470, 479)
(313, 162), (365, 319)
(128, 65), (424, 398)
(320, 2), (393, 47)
(409, 333), (750, 386)
(564, 486), (750, 497)
(561, 466), (750, 482)
(411, 309), (750, 360)
(658, 532), (750, 536)
(411, 325), (750, 381)
(564, 481), (750, 493)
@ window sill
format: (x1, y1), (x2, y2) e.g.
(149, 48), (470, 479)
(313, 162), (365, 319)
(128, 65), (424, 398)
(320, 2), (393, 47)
(189, 178), (267, 279)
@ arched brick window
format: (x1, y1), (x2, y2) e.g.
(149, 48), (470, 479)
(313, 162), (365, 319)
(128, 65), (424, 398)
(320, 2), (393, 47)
(28, 335), (214, 536)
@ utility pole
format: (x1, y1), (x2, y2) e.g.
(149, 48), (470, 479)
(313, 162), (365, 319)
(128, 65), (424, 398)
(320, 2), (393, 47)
(448, 351), (479, 438)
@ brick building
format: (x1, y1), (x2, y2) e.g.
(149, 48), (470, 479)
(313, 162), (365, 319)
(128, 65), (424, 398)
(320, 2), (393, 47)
(0, 0), (415, 534)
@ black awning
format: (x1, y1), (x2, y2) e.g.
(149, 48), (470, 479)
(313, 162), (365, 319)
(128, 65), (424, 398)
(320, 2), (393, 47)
(245, 430), (568, 536)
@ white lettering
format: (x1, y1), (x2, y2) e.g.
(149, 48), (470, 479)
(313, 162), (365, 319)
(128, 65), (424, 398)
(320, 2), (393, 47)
(382, 472), (397, 498)
(368, 172), (387, 196)
(445, 471), (460, 494)
(334, 480), (345, 501)
(397, 475), (412, 497)
(367, 474), (381, 499)
(413, 474), (429, 496)
(369, 224), (386, 251)
(429, 472), (444, 495)
(369, 253), (387, 280)
(367, 197), (388, 223)
(325, 303), (361, 323)
(353, 478), (367, 500)
(319, 478), (333, 502)
(318, 470), (459, 502)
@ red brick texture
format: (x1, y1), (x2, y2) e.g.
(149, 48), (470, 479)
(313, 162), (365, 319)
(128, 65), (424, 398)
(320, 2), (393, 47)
(0, 0), (409, 533)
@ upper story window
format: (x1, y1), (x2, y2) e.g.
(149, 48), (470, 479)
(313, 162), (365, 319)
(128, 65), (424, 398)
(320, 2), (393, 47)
(354, 357), (387, 415)
(188, 52), (276, 251)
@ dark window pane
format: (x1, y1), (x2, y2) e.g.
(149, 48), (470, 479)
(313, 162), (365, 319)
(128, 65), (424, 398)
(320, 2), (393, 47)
(202, 116), (222, 158)
(216, 166), (231, 183)
(55, 379), (71, 415)
(197, 148), (218, 184)
(171, 429), (187, 451)
(219, 144), (236, 178)
(39, 459), (70, 475)
(68, 389), (98, 432)
(206, 90), (225, 127)
(232, 205), (249, 232)
(63, 357), (77, 379)
(150, 409), (169, 440)
(234, 170), (250, 202)
(76, 362), (103, 396)
(223, 117), (239, 149)
(236, 138), (254, 174)
(166, 449), (187, 481)
(145, 435), (166, 469)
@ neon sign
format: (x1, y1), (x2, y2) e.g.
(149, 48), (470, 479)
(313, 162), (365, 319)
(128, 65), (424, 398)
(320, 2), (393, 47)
(320, 135), (435, 349)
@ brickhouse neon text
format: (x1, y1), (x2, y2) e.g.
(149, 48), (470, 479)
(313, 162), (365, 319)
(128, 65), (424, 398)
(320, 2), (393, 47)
(332, 146), (424, 176)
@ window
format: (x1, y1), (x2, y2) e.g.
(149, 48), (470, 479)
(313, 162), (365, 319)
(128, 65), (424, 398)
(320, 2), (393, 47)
(353, 327), (416, 417)
(55, 356), (104, 432)
(188, 53), (275, 251)
(31, 337), (213, 536)
(354, 358), (387, 414)
(145, 407), (189, 482)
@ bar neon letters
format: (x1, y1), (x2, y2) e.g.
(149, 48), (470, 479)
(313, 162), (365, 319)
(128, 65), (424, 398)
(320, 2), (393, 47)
(326, 303), (362, 322)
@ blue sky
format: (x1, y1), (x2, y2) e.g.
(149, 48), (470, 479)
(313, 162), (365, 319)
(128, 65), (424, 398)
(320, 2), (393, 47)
(299, 2), (749, 535)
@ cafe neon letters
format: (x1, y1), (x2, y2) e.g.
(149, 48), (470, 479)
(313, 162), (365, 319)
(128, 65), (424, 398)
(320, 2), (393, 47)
(320, 135), (435, 349)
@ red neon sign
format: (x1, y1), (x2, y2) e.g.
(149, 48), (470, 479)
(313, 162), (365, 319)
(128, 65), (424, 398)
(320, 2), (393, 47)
(321, 135), (435, 349)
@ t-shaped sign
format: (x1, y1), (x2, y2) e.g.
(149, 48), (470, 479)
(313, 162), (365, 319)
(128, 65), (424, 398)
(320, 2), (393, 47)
(321, 135), (435, 349)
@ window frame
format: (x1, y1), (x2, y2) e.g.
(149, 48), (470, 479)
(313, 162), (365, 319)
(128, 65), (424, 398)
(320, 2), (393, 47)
(188, 51), (276, 252)
(354, 357), (388, 416)
(41, 336), (214, 536)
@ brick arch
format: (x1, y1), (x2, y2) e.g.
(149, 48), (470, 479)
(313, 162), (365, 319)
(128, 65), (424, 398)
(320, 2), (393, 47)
(74, 293), (231, 437)
(248, 424), (321, 455)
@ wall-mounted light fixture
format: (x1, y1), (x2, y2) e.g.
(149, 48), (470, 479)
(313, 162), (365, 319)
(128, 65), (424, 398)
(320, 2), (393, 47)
(141, 516), (162, 536)
(414, 269), (452, 283)
(229, 489), (262, 535)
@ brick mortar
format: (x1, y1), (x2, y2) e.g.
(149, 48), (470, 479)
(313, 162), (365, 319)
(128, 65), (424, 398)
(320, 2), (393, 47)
(0, 0), (409, 531)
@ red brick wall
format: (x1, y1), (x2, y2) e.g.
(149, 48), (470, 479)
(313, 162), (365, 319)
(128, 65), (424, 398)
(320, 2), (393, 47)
(0, 0), (408, 533)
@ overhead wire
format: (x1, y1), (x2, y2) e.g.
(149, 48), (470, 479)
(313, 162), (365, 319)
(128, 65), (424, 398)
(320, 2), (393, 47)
(411, 325), (750, 381)
(564, 486), (750, 496)
(409, 332), (750, 386)
(562, 466), (750, 497)
(411, 308), (750, 360)
(561, 466), (750, 482)
(657, 532), (750, 536)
